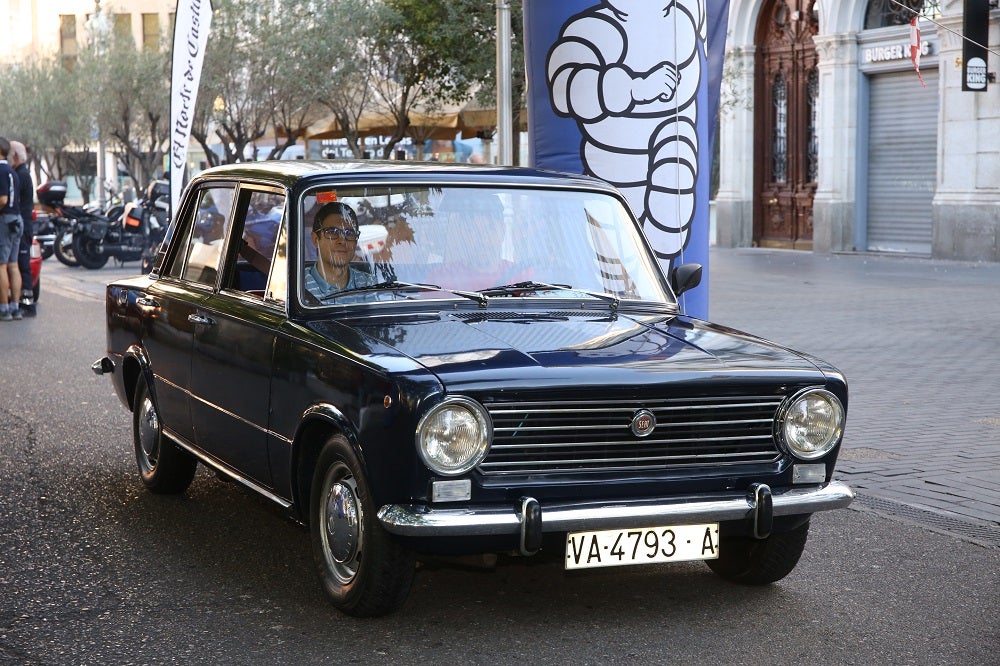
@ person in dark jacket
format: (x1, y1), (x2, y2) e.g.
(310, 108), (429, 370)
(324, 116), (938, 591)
(0, 137), (22, 321)
(10, 141), (34, 316)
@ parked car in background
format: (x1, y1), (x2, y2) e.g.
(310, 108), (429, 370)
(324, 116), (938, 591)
(28, 238), (41, 308)
(93, 160), (854, 616)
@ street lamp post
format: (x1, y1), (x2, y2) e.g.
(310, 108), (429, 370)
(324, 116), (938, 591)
(91, 0), (107, 207)
(496, 0), (513, 165)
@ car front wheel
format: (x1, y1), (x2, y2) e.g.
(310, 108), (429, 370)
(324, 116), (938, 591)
(310, 435), (415, 617)
(705, 519), (810, 584)
(133, 379), (197, 494)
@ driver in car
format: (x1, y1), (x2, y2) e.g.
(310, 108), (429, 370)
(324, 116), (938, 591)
(304, 201), (376, 301)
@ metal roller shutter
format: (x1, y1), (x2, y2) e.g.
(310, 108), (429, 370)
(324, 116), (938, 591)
(866, 69), (938, 254)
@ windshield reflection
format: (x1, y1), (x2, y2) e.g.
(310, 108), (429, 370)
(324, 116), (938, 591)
(300, 185), (671, 306)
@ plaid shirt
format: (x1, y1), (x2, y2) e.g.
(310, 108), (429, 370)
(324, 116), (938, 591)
(303, 264), (377, 303)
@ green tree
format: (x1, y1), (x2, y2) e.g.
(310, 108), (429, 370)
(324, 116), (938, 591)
(190, 0), (272, 166)
(365, 0), (475, 158)
(0, 58), (97, 199)
(260, 3), (330, 160)
(383, 0), (525, 162)
(77, 13), (171, 191)
(310, 0), (387, 158)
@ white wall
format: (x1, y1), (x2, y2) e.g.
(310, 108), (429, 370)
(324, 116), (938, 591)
(1, 0), (176, 63)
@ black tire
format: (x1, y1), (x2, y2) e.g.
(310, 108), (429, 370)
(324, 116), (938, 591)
(705, 519), (810, 585)
(73, 234), (110, 269)
(41, 244), (53, 260)
(54, 229), (79, 267)
(133, 379), (197, 494)
(310, 435), (415, 617)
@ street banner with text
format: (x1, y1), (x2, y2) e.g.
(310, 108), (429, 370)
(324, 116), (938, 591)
(170, 0), (213, 217)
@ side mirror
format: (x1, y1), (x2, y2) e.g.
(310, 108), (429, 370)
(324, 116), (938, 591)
(669, 263), (702, 297)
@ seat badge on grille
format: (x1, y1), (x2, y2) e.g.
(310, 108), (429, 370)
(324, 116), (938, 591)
(630, 409), (656, 437)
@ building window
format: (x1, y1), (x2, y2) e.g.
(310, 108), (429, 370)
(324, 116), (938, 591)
(59, 14), (78, 69)
(114, 13), (133, 42)
(864, 0), (940, 29)
(772, 72), (788, 184)
(142, 13), (160, 50)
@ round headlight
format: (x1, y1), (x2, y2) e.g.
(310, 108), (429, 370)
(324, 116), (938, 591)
(416, 397), (492, 476)
(777, 388), (845, 460)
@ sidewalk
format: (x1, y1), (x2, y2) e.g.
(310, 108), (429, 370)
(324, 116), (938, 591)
(41, 250), (1000, 545)
(709, 247), (1000, 546)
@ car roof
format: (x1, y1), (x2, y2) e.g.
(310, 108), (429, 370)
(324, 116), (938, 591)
(188, 159), (619, 193)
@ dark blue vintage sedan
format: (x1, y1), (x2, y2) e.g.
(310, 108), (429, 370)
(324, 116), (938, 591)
(94, 161), (853, 616)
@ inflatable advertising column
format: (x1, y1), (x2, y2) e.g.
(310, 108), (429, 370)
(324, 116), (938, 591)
(524, 1), (729, 318)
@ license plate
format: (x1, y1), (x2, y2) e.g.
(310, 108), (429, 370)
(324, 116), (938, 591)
(565, 523), (719, 570)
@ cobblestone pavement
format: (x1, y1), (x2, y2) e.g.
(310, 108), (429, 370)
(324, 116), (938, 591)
(42, 250), (1000, 547)
(708, 247), (1000, 546)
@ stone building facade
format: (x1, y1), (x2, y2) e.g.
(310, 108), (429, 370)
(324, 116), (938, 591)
(716, 0), (999, 262)
(0, 0), (175, 64)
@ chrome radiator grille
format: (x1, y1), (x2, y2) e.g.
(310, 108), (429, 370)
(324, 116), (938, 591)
(478, 395), (784, 476)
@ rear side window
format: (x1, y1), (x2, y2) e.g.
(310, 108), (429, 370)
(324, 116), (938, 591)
(167, 186), (237, 286)
(223, 189), (286, 303)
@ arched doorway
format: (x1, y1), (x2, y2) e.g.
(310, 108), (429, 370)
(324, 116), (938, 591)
(754, 0), (819, 249)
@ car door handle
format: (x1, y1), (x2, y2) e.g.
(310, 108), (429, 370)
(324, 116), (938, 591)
(136, 296), (160, 308)
(188, 313), (216, 326)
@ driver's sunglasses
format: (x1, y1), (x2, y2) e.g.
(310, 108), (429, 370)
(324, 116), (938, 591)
(317, 226), (360, 242)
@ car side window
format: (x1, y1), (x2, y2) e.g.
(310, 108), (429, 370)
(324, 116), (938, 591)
(168, 186), (237, 286)
(265, 221), (288, 305)
(225, 189), (285, 300)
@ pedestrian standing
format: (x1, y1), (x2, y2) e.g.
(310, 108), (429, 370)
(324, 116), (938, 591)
(10, 141), (34, 316)
(0, 137), (22, 321)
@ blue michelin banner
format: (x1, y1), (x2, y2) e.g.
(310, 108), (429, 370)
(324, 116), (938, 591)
(524, 1), (729, 318)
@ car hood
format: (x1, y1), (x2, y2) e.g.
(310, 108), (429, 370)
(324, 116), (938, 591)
(310, 308), (829, 392)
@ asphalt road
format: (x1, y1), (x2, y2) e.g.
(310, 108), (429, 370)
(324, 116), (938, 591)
(0, 258), (997, 665)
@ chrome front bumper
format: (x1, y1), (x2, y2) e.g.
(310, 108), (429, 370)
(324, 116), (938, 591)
(378, 481), (854, 554)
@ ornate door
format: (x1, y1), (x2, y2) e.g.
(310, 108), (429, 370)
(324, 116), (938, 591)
(754, 0), (819, 249)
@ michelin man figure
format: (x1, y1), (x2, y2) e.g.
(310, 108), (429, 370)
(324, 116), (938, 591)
(547, 0), (704, 266)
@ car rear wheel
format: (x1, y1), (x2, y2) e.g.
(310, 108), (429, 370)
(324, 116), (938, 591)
(133, 379), (197, 494)
(310, 435), (415, 617)
(705, 519), (810, 584)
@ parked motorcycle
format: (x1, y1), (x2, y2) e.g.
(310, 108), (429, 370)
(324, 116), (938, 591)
(122, 181), (171, 273)
(33, 210), (56, 260)
(53, 217), (79, 267)
(129, 180), (171, 273)
(37, 181), (81, 267)
(71, 179), (169, 270)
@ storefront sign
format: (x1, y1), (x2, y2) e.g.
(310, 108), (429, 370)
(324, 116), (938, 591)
(863, 40), (931, 65)
(965, 57), (988, 90)
(963, 0), (990, 91)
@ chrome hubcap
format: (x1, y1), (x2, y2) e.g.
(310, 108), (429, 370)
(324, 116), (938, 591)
(322, 468), (363, 584)
(137, 396), (160, 472)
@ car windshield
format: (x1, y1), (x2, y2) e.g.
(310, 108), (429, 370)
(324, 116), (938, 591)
(298, 184), (672, 306)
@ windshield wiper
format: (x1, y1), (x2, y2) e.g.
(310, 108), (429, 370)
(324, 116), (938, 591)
(319, 280), (440, 301)
(479, 281), (571, 295)
(321, 280), (488, 306)
(480, 281), (620, 311)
